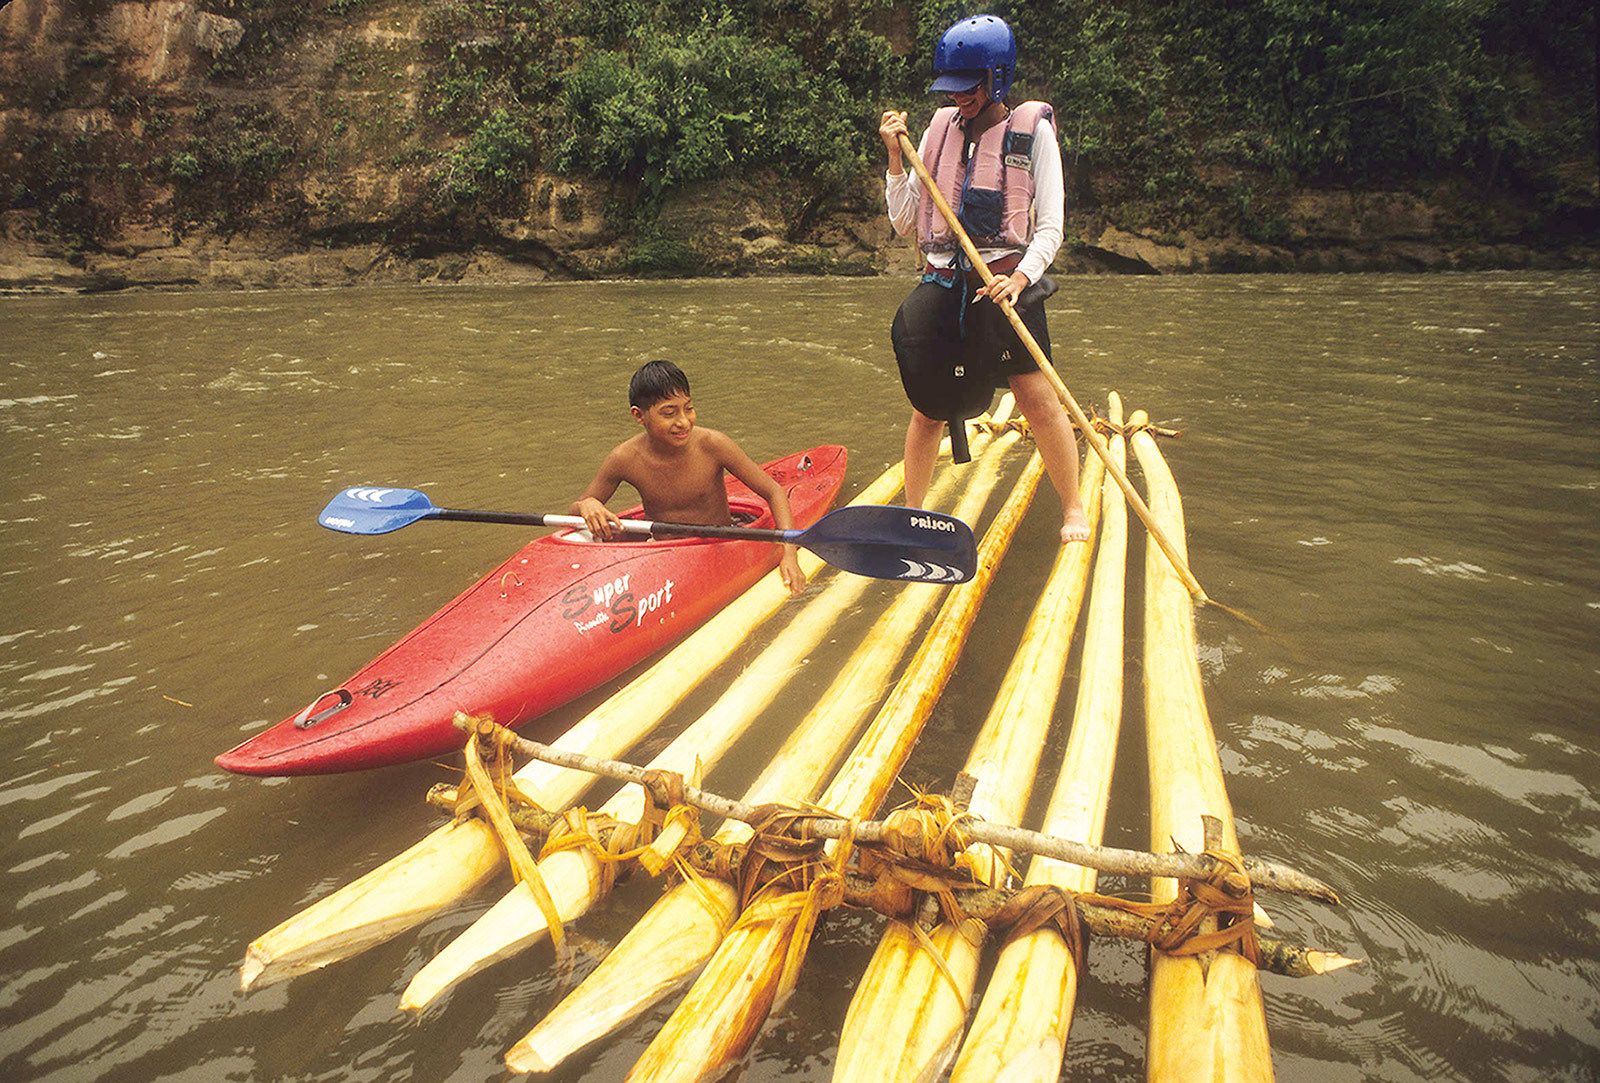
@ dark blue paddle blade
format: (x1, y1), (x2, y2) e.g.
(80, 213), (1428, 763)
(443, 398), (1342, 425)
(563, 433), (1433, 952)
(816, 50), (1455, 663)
(318, 487), (440, 535)
(798, 505), (977, 584)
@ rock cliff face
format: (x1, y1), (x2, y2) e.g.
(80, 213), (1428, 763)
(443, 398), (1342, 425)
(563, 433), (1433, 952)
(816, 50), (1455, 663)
(2, 1), (1595, 292)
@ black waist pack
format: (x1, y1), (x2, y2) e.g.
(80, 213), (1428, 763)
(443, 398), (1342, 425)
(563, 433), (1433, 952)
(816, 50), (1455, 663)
(891, 288), (993, 463)
(890, 276), (1055, 463)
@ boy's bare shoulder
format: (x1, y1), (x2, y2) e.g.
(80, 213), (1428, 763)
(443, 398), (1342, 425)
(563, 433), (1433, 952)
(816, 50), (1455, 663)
(601, 433), (649, 472)
(610, 432), (649, 459)
(694, 427), (741, 456)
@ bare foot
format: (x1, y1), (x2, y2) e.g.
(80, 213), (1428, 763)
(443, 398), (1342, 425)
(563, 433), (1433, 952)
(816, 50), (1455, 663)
(1060, 503), (1091, 544)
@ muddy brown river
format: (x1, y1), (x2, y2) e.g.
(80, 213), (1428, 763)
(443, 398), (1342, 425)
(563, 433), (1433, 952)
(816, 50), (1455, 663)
(1, 272), (1596, 1080)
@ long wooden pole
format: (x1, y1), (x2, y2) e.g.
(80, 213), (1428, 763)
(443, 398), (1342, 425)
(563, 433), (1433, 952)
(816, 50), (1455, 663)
(1134, 411), (1272, 1081)
(895, 131), (1210, 605)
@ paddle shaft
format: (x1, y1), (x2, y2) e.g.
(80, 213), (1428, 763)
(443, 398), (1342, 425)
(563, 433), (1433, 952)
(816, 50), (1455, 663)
(896, 131), (1209, 605)
(431, 509), (793, 543)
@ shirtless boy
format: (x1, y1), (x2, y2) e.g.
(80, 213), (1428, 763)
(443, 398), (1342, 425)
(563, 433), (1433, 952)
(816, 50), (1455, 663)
(571, 360), (806, 594)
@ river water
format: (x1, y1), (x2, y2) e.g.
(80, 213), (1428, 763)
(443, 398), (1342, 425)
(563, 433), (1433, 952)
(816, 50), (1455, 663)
(1, 273), (1595, 1081)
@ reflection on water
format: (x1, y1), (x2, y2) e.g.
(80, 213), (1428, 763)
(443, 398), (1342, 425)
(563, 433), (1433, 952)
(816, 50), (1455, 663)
(1, 273), (1596, 1080)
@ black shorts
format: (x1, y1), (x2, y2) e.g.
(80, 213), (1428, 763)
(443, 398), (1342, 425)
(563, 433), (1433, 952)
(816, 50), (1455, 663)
(894, 277), (1051, 388)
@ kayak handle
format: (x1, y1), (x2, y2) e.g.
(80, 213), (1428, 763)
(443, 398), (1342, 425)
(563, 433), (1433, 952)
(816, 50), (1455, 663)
(293, 688), (353, 729)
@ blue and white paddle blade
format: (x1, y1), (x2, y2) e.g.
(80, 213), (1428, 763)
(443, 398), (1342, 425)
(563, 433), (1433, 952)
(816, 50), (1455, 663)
(318, 487), (436, 535)
(890, 508), (976, 581)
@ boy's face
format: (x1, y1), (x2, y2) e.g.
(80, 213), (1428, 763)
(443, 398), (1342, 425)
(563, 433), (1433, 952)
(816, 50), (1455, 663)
(631, 391), (696, 446)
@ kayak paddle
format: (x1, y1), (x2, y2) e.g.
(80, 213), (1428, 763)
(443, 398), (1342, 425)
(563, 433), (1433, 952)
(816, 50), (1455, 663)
(318, 487), (978, 583)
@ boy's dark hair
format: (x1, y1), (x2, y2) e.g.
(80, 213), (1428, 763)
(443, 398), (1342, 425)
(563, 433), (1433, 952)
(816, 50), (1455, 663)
(629, 359), (691, 409)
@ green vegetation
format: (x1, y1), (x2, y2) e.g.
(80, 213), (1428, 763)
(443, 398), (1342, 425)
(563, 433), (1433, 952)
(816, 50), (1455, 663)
(164, 106), (295, 231)
(6, 133), (118, 252)
(435, 106), (536, 207)
(551, 21), (868, 202)
(1007, 0), (1596, 232)
(410, 0), (1593, 238)
(416, 0), (908, 217)
(623, 221), (702, 275)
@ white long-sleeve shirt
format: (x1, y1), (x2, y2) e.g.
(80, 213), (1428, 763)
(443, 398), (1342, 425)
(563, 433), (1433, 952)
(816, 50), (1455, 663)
(885, 116), (1064, 285)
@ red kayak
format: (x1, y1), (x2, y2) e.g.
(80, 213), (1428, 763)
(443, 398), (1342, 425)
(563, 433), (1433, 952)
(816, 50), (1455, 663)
(217, 446), (846, 775)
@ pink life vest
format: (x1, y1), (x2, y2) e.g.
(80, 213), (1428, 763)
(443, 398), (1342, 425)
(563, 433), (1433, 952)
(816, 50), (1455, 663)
(916, 100), (1055, 255)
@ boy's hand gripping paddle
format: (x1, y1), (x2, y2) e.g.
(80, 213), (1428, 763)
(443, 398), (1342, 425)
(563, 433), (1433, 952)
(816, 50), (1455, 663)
(318, 487), (977, 583)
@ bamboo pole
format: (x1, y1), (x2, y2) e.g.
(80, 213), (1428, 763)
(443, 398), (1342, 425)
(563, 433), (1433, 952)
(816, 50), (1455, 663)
(953, 391), (1131, 1082)
(833, 408), (1109, 1082)
(895, 130), (1210, 606)
(504, 427), (1029, 1075)
(397, 422), (1021, 1011)
(238, 460), (908, 991)
(1133, 411), (1273, 1082)
(623, 454), (1046, 1083)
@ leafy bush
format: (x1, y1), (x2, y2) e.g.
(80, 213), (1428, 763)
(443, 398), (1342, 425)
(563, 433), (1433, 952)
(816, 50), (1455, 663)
(624, 222), (701, 275)
(552, 21), (866, 202)
(435, 107), (537, 206)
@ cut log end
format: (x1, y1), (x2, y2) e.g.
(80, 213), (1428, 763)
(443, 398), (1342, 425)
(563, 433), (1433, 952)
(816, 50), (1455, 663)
(505, 1041), (555, 1075)
(1308, 950), (1364, 975)
(239, 948), (267, 992)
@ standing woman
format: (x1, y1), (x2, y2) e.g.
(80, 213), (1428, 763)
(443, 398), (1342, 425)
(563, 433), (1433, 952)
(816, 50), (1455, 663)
(879, 14), (1090, 543)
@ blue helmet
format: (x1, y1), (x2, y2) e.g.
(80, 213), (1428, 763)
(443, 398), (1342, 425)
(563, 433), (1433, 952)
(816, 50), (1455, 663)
(929, 15), (1016, 103)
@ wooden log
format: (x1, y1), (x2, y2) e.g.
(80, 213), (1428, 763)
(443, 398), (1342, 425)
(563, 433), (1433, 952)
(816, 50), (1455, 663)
(237, 460), (908, 992)
(834, 406), (1109, 1082)
(503, 426), (1029, 1075)
(1133, 411), (1274, 1082)
(953, 391), (1131, 1082)
(624, 454), (1047, 1083)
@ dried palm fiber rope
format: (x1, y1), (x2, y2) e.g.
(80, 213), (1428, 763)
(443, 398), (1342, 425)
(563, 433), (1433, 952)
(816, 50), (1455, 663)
(853, 789), (1016, 925)
(457, 729), (569, 955)
(449, 725), (710, 951)
(852, 791), (1087, 980)
(722, 806), (857, 999)
(1077, 845), (1262, 964)
(457, 734), (1320, 915)
(536, 767), (704, 895)
(988, 882), (1088, 975)
(429, 775), (1329, 978)
(1089, 410), (1181, 440)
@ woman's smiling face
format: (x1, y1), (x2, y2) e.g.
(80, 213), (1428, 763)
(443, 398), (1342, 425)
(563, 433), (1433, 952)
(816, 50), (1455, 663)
(947, 80), (988, 120)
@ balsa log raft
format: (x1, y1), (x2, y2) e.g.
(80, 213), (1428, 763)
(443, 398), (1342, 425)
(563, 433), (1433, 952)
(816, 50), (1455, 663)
(833, 408), (1110, 1081)
(505, 424), (1029, 1074)
(1134, 410), (1273, 1082)
(952, 391), (1131, 1081)
(401, 422), (1027, 1012)
(623, 453), (1046, 1083)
